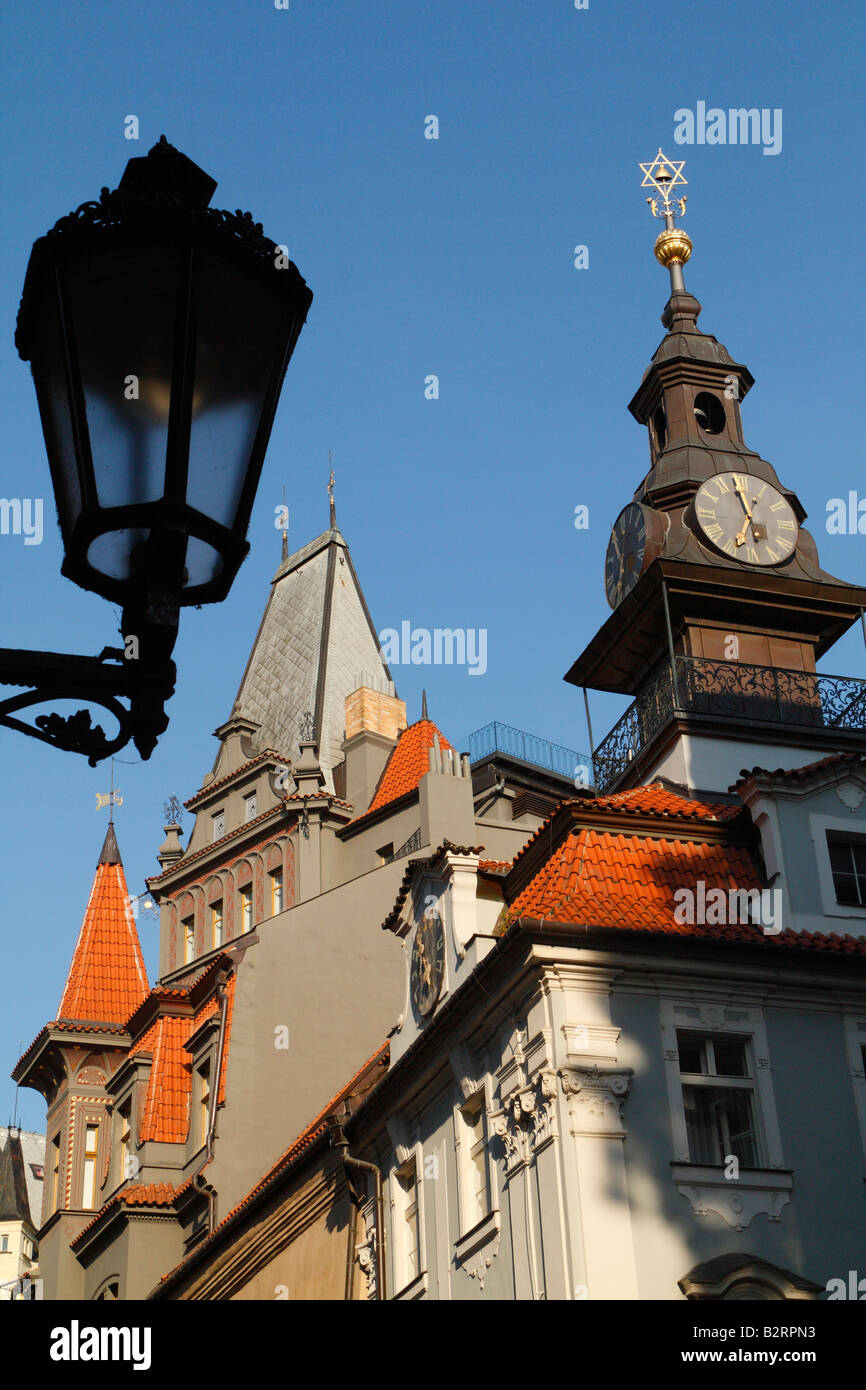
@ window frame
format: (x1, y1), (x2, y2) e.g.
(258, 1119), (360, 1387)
(212, 900), (224, 950)
(810, 814), (866, 924)
(391, 1149), (426, 1296)
(661, 999), (784, 1170)
(240, 884), (253, 934)
(270, 868), (283, 916)
(455, 1088), (492, 1235)
(677, 1029), (762, 1168)
(81, 1122), (100, 1210)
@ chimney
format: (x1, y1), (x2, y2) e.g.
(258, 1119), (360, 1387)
(341, 686), (407, 814)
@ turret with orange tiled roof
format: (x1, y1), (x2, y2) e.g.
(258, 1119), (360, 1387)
(56, 823), (149, 1025)
(361, 716), (456, 820)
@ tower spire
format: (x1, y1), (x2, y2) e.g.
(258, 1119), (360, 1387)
(639, 148), (692, 295)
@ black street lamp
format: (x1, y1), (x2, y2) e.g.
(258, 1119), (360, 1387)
(2, 137), (312, 764)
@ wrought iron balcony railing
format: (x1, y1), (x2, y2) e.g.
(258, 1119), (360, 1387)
(592, 656), (866, 795)
(469, 720), (592, 786)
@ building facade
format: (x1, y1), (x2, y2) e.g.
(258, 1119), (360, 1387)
(15, 164), (866, 1301)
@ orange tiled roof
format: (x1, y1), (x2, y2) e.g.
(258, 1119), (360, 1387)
(734, 752), (866, 787)
(70, 1182), (179, 1249)
(57, 836), (149, 1026)
(131, 973), (235, 1144)
(579, 784), (739, 820)
(354, 719), (455, 822)
(479, 858), (511, 874)
(507, 828), (761, 935)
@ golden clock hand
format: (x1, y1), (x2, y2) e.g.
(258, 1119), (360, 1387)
(733, 477), (753, 520)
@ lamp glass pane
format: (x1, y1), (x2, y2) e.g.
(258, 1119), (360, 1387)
(186, 251), (285, 530)
(66, 241), (180, 510)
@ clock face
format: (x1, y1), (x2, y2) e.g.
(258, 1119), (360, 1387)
(692, 472), (798, 565)
(410, 899), (445, 1018)
(605, 503), (649, 608)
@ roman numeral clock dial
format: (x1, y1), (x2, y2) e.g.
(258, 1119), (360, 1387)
(691, 472), (798, 564)
(605, 502), (665, 609)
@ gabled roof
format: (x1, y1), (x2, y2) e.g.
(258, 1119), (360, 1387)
(230, 525), (394, 791)
(354, 718), (455, 823)
(56, 825), (149, 1026)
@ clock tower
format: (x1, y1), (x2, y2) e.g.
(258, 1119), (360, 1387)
(567, 151), (866, 796)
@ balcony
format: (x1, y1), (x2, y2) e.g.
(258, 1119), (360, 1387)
(592, 656), (866, 795)
(469, 720), (593, 786)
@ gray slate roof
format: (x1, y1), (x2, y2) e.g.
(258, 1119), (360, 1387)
(231, 526), (395, 789)
(0, 1128), (44, 1228)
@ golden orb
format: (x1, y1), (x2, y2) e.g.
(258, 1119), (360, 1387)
(654, 227), (693, 268)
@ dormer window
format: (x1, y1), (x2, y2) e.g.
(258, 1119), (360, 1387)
(828, 837), (866, 906)
(119, 1104), (133, 1182)
(212, 811), (225, 841)
(198, 1061), (211, 1150)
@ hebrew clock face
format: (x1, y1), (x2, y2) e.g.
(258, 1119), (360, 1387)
(605, 502), (652, 608)
(410, 901), (445, 1018)
(693, 472), (798, 565)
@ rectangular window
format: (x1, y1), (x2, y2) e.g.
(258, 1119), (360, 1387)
(212, 811), (225, 842)
(82, 1123), (100, 1210)
(394, 1160), (420, 1289)
(212, 901), (224, 949)
(199, 1061), (211, 1150)
(50, 1134), (60, 1214)
(0, 1235), (8, 1252)
(828, 837), (866, 906)
(244, 793), (258, 822)
(458, 1095), (490, 1230)
(240, 886), (253, 933)
(183, 915), (195, 963)
(270, 869), (283, 916)
(678, 1030), (759, 1167)
(119, 1105), (132, 1182)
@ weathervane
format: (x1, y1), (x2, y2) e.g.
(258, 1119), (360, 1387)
(328, 452), (336, 529)
(163, 794), (184, 824)
(639, 148), (692, 292)
(95, 757), (123, 821)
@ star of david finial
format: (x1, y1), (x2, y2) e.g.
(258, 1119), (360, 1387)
(639, 149), (688, 220)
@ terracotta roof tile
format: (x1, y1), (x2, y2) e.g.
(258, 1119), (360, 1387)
(57, 841), (149, 1026)
(508, 828), (763, 934)
(352, 719), (455, 823)
(734, 752), (866, 787)
(71, 1182), (179, 1248)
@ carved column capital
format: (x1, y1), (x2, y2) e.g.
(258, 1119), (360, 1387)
(560, 1064), (634, 1137)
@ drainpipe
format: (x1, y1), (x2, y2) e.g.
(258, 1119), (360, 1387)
(206, 975), (230, 1161)
(328, 1119), (386, 1302)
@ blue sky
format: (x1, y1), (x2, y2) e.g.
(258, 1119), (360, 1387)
(2, 0), (864, 1128)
